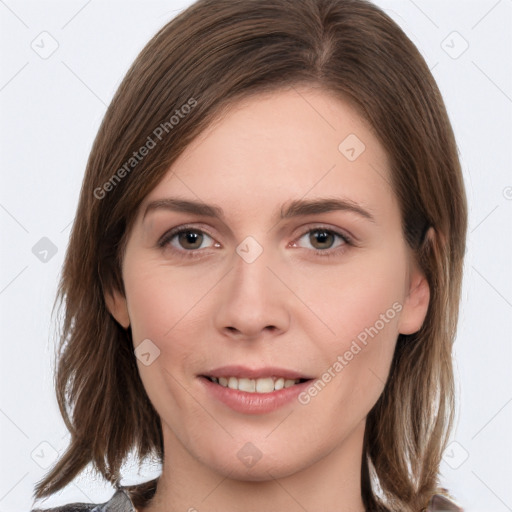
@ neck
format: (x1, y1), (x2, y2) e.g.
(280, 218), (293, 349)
(140, 420), (366, 512)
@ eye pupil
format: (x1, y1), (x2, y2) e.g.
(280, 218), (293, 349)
(310, 230), (334, 249)
(179, 230), (203, 249)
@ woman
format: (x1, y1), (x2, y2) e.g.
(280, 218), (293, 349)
(30, 0), (467, 510)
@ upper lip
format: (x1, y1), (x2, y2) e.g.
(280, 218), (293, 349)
(201, 365), (314, 380)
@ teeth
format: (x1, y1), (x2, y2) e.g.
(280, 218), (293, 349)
(255, 377), (275, 393)
(238, 377), (256, 392)
(209, 376), (302, 393)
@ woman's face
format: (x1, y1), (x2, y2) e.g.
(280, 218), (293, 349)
(107, 87), (430, 481)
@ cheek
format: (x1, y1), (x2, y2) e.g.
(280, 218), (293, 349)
(295, 249), (406, 410)
(124, 271), (206, 423)
(123, 263), (215, 394)
(297, 299), (401, 432)
(300, 248), (407, 347)
(124, 260), (215, 342)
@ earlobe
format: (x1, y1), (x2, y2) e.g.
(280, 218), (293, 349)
(104, 289), (131, 329)
(398, 262), (431, 336)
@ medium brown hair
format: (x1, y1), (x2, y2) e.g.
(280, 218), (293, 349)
(33, 0), (467, 510)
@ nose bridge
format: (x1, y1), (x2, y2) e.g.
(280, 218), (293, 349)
(213, 236), (290, 338)
(232, 245), (273, 300)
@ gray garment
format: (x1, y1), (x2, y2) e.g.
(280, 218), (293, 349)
(30, 487), (463, 511)
(31, 488), (135, 512)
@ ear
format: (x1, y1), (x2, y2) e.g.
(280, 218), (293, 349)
(105, 289), (131, 329)
(398, 235), (432, 335)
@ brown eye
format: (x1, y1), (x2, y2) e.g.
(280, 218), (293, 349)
(291, 227), (351, 258)
(177, 230), (204, 250)
(159, 227), (217, 255)
(309, 229), (336, 250)
(298, 228), (348, 250)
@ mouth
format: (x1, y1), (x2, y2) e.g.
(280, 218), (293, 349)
(202, 375), (312, 394)
(199, 370), (315, 414)
(198, 365), (315, 413)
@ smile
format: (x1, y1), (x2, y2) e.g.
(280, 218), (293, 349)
(205, 376), (309, 393)
(200, 372), (314, 414)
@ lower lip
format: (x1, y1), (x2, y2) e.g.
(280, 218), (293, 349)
(199, 376), (313, 415)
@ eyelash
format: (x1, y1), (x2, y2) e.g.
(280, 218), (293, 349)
(157, 224), (353, 260)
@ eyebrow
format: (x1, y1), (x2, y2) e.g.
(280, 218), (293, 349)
(142, 197), (375, 223)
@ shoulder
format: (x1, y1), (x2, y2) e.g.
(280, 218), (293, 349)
(31, 506), (99, 512)
(30, 488), (135, 512)
(426, 493), (463, 511)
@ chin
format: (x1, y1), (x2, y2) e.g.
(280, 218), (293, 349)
(200, 443), (312, 482)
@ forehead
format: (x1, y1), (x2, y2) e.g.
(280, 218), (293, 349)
(140, 87), (397, 227)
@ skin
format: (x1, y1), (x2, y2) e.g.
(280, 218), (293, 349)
(106, 86), (430, 512)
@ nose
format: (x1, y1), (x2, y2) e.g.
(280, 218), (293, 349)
(213, 245), (291, 341)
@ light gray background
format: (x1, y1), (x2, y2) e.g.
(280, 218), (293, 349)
(1, 0), (511, 511)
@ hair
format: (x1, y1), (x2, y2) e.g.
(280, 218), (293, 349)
(33, 0), (467, 510)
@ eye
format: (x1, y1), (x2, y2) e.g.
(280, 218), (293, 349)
(158, 226), (219, 256)
(158, 224), (352, 260)
(292, 227), (351, 256)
